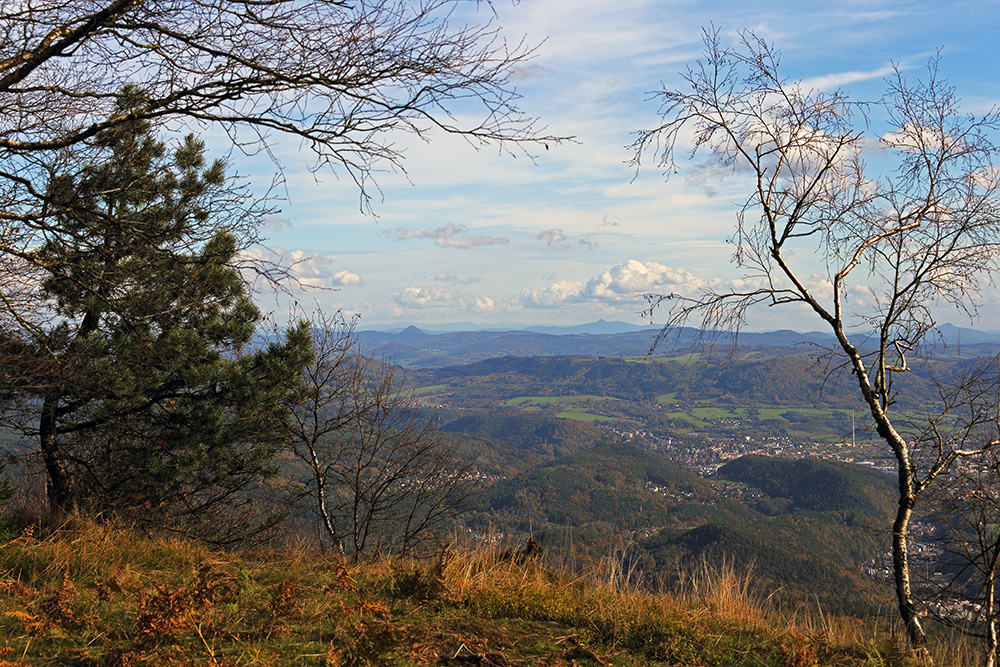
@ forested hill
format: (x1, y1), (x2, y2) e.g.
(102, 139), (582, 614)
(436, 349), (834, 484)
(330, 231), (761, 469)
(412, 352), (926, 410)
(473, 443), (896, 613)
(485, 442), (710, 528)
(440, 411), (605, 460)
(717, 455), (896, 521)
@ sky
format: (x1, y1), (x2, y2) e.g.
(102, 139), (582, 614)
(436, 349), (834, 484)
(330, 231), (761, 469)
(236, 0), (1000, 332)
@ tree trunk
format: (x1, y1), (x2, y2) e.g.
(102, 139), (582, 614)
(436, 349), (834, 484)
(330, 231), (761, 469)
(308, 448), (344, 558)
(987, 587), (997, 667)
(846, 347), (929, 653)
(984, 536), (1000, 667)
(39, 394), (75, 514)
(892, 485), (927, 650)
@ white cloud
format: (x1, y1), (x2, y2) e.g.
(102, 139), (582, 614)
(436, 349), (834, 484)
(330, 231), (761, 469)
(519, 259), (708, 308)
(473, 296), (496, 313)
(799, 64), (896, 91)
(584, 260), (706, 301)
(519, 279), (585, 308)
(239, 246), (359, 291)
(384, 223), (509, 248)
(331, 269), (362, 286)
(392, 285), (497, 314)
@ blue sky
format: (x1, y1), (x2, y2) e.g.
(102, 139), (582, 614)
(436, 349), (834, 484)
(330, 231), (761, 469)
(240, 0), (1000, 331)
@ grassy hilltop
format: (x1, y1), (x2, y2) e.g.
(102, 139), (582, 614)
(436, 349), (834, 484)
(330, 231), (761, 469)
(0, 521), (965, 666)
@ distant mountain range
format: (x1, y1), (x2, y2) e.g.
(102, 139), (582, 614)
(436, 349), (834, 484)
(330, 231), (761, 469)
(361, 319), (658, 335)
(356, 320), (1000, 368)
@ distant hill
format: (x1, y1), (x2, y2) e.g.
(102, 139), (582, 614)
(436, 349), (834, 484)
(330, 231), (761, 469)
(263, 322), (1000, 370)
(717, 455), (896, 522)
(441, 411), (606, 461)
(356, 325), (856, 368)
(934, 322), (1000, 346)
(471, 444), (894, 613)
(415, 353), (870, 409)
(483, 442), (711, 528)
(359, 328), (664, 367)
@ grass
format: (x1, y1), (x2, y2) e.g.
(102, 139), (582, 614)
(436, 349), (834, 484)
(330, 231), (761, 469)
(505, 395), (620, 407)
(653, 402), (861, 442)
(0, 521), (954, 666)
(625, 353), (704, 366)
(409, 384), (449, 397)
(505, 395), (621, 422)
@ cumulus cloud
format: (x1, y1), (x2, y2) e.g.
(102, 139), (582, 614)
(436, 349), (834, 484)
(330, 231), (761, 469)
(584, 260), (705, 301)
(392, 285), (496, 314)
(536, 228), (597, 250)
(238, 246), (361, 291)
(519, 280), (585, 308)
(516, 259), (883, 325)
(472, 296), (496, 313)
(384, 223), (509, 248)
(331, 269), (362, 286)
(519, 260), (707, 308)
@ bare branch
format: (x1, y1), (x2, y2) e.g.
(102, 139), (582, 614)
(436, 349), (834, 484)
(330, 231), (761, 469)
(634, 28), (1000, 652)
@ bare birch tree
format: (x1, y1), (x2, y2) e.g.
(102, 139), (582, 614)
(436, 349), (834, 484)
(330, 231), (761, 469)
(633, 28), (1000, 650)
(284, 312), (474, 560)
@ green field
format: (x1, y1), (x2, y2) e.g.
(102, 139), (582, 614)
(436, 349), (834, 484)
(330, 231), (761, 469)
(410, 384), (449, 396)
(506, 394), (619, 406)
(654, 402), (861, 442)
(626, 352), (703, 365)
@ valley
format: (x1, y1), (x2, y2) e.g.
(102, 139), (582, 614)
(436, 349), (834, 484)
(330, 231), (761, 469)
(359, 324), (1000, 617)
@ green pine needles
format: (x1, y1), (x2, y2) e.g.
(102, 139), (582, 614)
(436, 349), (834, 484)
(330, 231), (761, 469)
(6, 87), (310, 539)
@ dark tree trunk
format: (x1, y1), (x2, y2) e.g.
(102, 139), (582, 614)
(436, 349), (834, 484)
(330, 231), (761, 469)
(39, 393), (75, 513)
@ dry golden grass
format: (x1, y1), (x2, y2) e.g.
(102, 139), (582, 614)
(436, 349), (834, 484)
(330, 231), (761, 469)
(0, 521), (952, 666)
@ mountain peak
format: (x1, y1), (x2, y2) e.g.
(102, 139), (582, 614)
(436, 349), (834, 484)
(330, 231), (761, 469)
(399, 325), (429, 337)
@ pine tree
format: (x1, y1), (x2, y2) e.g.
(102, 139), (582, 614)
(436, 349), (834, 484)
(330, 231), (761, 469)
(9, 87), (310, 533)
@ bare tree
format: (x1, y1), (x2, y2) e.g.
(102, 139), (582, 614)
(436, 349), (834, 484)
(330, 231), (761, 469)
(0, 0), (554, 201)
(284, 312), (474, 560)
(633, 28), (1000, 650)
(926, 458), (1000, 667)
(0, 0), (561, 341)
